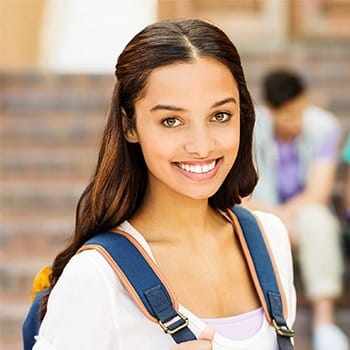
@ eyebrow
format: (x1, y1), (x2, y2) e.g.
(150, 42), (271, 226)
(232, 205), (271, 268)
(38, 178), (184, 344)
(150, 97), (237, 112)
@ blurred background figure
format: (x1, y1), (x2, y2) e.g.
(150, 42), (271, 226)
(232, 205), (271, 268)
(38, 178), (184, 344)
(243, 69), (349, 350)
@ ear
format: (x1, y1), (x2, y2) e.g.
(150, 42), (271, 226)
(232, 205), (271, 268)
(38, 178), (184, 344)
(125, 127), (139, 143)
(122, 109), (139, 143)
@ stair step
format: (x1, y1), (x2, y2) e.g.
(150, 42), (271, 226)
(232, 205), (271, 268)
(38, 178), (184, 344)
(1, 180), (86, 214)
(1, 215), (74, 237)
(0, 260), (50, 294)
(1, 147), (98, 179)
(1, 73), (114, 114)
(241, 44), (350, 84)
(0, 301), (29, 344)
(0, 112), (104, 147)
(1, 215), (74, 262)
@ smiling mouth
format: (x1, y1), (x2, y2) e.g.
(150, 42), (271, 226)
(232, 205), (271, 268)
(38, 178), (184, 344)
(175, 160), (217, 174)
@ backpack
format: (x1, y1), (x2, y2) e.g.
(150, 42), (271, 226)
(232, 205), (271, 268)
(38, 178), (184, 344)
(22, 206), (295, 349)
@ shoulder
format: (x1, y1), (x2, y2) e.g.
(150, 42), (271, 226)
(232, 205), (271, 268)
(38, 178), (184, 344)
(230, 207), (292, 269)
(305, 104), (338, 121)
(304, 105), (340, 133)
(253, 210), (289, 245)
(251, 210), (296, 325)
(252, 210), (293, 270)
(35, 250), (125, 349)
(57, 249), (119, 288)
(47, 249), (123, 317)
(230, 207), (290, 250)
(249, 210), (293, 279)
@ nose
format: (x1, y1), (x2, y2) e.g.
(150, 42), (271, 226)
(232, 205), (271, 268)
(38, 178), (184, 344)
(184, 125), (216, 157)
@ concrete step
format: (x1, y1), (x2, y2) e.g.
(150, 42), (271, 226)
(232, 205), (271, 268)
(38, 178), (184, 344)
(0, 300), (29, 350)
(241, 43), (350, 85)
(0, 112), (104, 147)
(1, 73), (114, 114)
(1, 214), (74, 261)
(0, 260), (52, 297)
(1, 180), (87, 214)
(1, 146), (98, 180)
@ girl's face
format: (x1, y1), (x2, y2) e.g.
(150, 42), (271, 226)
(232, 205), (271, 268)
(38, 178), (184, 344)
(127, 56), (240, 202)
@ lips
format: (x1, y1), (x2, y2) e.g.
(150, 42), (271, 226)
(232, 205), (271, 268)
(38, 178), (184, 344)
(175, 160), (217, 174)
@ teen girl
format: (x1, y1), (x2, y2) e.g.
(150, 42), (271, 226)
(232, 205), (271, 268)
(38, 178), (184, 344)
(33, 19), (296, 350)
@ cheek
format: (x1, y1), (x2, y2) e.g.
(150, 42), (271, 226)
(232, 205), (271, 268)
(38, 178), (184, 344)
(138, 136), (175, 169)
(220, 126), (240, 152)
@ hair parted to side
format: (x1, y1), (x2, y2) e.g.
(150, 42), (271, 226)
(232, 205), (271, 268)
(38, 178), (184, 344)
(40, 19), (258, 318)
(263, 69), (306, 108)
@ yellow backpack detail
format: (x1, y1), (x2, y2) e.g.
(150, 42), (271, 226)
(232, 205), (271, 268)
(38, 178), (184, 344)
(30, 265), (52, 302)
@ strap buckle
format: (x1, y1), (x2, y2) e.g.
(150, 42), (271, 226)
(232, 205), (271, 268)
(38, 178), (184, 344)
(272, 319), (295, 338)
(158, 312), (189, 335)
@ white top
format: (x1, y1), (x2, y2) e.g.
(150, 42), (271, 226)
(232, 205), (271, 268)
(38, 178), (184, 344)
(33, 211), (296, 350)
(202, 307), (264, 340)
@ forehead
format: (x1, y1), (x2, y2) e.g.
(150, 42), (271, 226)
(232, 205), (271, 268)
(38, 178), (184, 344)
(138, 57), (239, 106)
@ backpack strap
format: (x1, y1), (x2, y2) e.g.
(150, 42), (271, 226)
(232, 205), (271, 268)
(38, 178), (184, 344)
(78, 205), (294, 348)
(78, 230), (196, 344)
(231, 206), (294, 350)
(23, 289), (49, 350)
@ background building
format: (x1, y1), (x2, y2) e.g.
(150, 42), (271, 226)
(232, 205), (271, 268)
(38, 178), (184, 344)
(1, 1), (349, 349)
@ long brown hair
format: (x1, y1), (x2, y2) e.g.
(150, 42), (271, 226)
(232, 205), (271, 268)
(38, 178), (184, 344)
(40, 18), (258, 318)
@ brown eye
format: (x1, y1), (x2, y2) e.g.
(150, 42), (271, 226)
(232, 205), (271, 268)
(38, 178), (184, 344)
(212, 112), (232, 122)
(162, 117), (181, 128)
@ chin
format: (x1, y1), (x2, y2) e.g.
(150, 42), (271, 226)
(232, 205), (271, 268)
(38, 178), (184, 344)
(186, 188), (220, 201)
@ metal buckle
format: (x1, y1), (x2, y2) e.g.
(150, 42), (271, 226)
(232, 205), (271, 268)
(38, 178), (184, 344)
(158, 312), (189, 335)
(272, 319), (295, 338)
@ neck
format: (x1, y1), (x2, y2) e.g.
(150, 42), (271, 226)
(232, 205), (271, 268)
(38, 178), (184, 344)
(275, 131), (295, 143)
(129, 185), (222, 243)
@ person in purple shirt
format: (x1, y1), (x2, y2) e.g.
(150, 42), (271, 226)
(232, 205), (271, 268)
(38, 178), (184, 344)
(243, 69), (349, 350)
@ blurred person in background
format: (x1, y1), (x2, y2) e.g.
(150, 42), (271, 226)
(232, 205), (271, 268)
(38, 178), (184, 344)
(243, 69), (349, 350)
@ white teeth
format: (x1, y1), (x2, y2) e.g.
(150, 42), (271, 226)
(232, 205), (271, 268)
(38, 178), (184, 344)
(202, 164), (209, 173)
(177, 160), (216, 174)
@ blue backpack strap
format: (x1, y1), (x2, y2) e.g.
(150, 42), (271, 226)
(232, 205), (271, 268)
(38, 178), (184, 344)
(79, 231), (196, 343)
(231, 206), (294, 350)
(22, 289), (48, 350)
